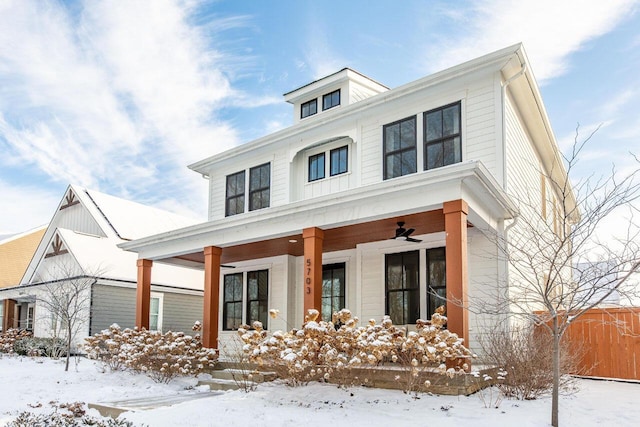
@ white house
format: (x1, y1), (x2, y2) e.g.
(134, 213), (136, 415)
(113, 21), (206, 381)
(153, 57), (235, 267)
(0, 185), (204, 349)
(119, 44), (573, 355)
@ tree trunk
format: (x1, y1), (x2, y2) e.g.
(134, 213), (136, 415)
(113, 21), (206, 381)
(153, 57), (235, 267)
(65, 320), (72, 372)
(552, 318), (560, 427)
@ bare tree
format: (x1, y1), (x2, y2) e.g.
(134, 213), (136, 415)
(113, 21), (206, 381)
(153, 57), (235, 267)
(36, 260), (99, 371)
(475, 129), (640, 427)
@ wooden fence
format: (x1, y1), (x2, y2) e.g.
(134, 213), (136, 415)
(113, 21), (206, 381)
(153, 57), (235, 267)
(559, 307), (640, 380)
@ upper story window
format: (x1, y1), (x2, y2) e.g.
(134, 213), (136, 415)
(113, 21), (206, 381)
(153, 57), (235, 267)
(309, 153), (325, 181)
(301, 99), (317, 119)
(225, 171), (245, 216)
(249, 163), (271, 211)
(383, 116), (417, 180)
(424, 102), (461, 170)
(330, 146), (348, 176)
(323, 89), (340, 110)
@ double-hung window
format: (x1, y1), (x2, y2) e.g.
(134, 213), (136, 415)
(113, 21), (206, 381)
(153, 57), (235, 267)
(223, 270), (269, 330)
(301, 99), (317, 118)
(383, 116), (417, 179)
(385, 251), (420, 325)
(225, 171), (245, 216)
(424, 102), (461, 170)
(249, 163), (270, 211)
(330, 146), (348, 176)
(322, 263), (346, 321)
(149, 293), (164, 332)
(309, 153), (325, 181)
(323, 89), (340, 110)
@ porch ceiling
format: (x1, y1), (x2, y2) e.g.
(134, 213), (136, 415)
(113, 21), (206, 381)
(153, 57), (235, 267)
(168, 210), (448, 267)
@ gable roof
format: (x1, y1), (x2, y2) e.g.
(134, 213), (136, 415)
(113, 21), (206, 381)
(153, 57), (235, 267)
(0, 226), (46, 288)
(19, 185), (201, 287)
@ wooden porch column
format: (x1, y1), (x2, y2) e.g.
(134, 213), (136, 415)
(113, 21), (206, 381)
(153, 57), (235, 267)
(2, 299), (16, 330)
(135, 259), (153, 330)
(303, 227), (324, 320)
(443, 199), (469, 346)
(203, 246), (222, 349)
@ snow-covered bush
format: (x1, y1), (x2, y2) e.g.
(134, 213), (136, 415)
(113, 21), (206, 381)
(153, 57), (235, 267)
(239, 306), (473, 386)
(13, 337), (66, 358)
(84, 324), (218, 383)
(0, 328), (32, 354)
(8, 401), (139, 426)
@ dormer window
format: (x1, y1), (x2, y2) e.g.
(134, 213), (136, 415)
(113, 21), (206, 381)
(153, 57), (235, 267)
(301, 99), (317, 119)
(323, 89), (340, 110)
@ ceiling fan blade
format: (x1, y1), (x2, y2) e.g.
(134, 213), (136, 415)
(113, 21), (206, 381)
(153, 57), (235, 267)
(406, 237), (422, 243)
(401, 228), (415, 237)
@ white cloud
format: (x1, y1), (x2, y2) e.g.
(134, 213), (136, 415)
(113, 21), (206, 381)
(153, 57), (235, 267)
(0, 180), (61, 235)
(0, 0), (251, 230)
(424, 0), (638, 83)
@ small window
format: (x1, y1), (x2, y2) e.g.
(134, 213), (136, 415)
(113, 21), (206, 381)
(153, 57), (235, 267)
(322, 263), (346, 322)
(309, 153), (325, 182)
(249, 163), (270, 211)
(149, 293), (164, 332)
(424, 102), (461, 170)
(323, 89), (340, 110)
(246, 270), (269, 328)
(0, 303), (4, 331)
(301, 99), (318, 118)
(383, 116), (417, 180)
(223, 273), (243, 330)
(225, 171), (245, 217)
(385, 251), (420, 325)
(330, 146), (348, 176)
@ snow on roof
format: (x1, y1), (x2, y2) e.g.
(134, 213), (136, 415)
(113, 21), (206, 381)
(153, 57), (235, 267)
(57, 229), (203, 290)
(77, 186), (200, 241)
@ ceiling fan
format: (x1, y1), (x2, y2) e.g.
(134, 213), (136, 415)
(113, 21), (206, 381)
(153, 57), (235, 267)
(391, 221), (422, 243)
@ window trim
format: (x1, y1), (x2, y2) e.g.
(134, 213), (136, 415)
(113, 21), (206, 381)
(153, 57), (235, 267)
(423, 101), (462, 171)
(322, 89), (341, 111)
(225, 171), (245, 217)
(329, 146), (348, 177)
(223, 273), (244, 331)
(383, 115), (417, 180)
(249, 163), (271, 212)
(308, 152), (326, 182)
(301, 98), (318, 119)
(223, 270), (270, 331)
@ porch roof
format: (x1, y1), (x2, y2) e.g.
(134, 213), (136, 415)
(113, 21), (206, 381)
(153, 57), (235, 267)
(119, 161), (517, 268)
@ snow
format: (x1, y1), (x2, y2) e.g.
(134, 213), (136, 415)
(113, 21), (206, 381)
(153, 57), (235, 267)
(1, 355), (639, 427)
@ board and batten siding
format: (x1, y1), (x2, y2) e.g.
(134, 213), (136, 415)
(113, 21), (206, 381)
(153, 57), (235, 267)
(90, 284), (203, 335)
(53, 202), (106, 238)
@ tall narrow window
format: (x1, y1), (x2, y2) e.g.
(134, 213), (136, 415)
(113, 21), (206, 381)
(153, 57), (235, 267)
(424, 102), (461, 170)
(323, 89), (340, 110)
(225, 171), (245, 216)
(149, 293), (164, 332)
(301, 99), (318, 118)
(309, 153), (325, 182)
(426, 248), (446, 319)
(330, 146), (348, 176)
(249, 163), (270, 211)
(246, 270), (269, 328)
(322, 263), (346, 321)
(26, 305), (34, 331)
(223, 273), (243, 330)
(385, 251), (420, 325)
(0, 303), (4, 331)
(383, 116), (417, 179)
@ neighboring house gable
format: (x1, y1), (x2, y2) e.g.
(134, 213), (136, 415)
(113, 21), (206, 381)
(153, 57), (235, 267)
(0, 226), (46, 288)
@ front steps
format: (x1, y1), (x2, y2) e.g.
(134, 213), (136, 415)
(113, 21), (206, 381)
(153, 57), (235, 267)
(197, 362), (277, 391)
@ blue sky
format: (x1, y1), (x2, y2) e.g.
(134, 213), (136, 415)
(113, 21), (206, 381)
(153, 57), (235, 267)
(0, 0), (639, 237)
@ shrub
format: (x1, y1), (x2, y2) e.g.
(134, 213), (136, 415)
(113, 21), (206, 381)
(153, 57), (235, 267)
(477, 325), (580, 400)
(239, 306), (472, 387)
(7, 401), (141, 426)
(13, 337), (66, 358)
(84, 324), (218, 383)
(0, 329), (32, 354)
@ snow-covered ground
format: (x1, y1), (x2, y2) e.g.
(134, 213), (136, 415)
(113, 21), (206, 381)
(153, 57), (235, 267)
(0, 355), (638, 426)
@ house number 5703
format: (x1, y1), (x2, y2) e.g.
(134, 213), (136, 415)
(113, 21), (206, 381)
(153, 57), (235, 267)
(305, 258), (312, 293)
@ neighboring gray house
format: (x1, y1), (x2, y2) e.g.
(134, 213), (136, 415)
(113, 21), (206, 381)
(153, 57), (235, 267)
(0, 185), (203, 349)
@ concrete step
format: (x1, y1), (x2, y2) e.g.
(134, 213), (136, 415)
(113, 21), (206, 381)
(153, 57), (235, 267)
(89, 392), (220, 418)
(207, 368), (277, 383)
(197, 377), (256, 391)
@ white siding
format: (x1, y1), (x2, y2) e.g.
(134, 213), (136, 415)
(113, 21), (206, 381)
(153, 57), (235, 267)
(53, 203), (105, 237)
